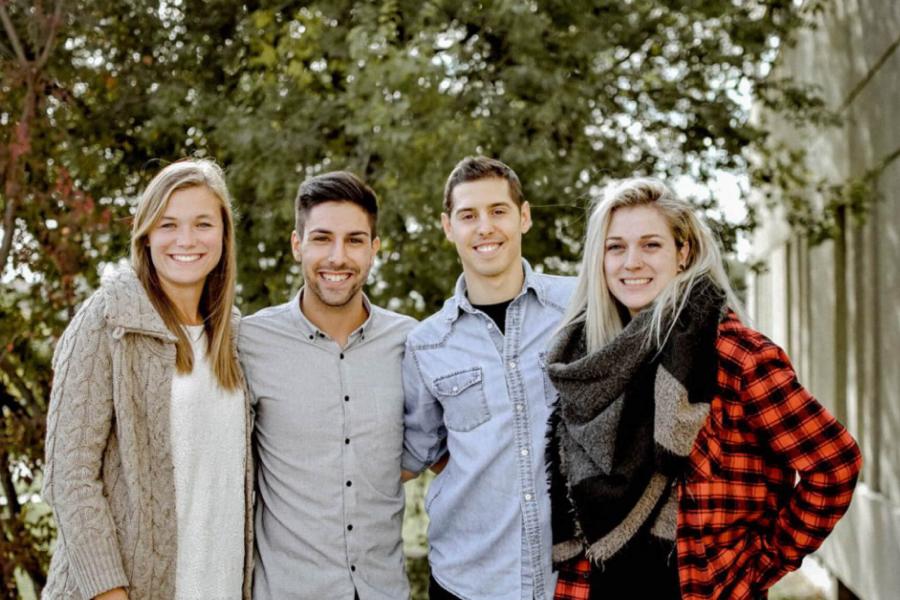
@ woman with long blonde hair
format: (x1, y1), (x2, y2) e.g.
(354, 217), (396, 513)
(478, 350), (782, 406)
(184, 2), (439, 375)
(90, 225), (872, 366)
(42, 159), (252, 600)
(547, 178), (861, 599)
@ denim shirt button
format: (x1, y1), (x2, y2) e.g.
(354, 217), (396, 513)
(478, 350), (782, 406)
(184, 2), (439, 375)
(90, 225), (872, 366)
(515, 403), (524, 412)
(508, 360), (517, 369)
(524, 493), (533, 501)
(521, 449), (529, 456)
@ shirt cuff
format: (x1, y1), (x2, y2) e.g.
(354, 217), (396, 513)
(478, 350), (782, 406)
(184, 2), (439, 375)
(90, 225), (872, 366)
(68, 535), (129, 598)
(752, 536), (790, 592)
(401, 449), (428, 474)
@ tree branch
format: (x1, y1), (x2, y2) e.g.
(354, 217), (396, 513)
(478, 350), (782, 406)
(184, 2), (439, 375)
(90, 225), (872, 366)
(0, 195), (15, 273)
(35, 0), (65, 70)
(0, 449), (21, 517)
(0, 37), (15, 59)
(0, 3), (28, 66)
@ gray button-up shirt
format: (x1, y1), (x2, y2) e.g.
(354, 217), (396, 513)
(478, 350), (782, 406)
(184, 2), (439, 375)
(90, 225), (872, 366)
(402, 261), (576, 600)
(239, 291), (416, 600)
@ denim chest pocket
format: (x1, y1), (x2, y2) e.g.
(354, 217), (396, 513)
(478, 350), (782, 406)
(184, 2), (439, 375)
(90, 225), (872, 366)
(433, 367), (491, 432)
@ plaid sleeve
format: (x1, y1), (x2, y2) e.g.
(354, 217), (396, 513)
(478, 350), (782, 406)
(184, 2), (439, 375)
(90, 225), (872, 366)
(741, 341), (862, 588)
(554, 558), (591, 600)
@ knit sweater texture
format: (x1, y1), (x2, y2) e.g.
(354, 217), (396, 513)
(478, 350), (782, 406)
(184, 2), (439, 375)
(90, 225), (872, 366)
(41, 267), (253, 600)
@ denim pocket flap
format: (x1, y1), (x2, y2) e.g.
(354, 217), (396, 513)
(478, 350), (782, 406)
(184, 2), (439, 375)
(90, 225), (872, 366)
(432, 367), (491, 432)
(433, 368), (483, 397)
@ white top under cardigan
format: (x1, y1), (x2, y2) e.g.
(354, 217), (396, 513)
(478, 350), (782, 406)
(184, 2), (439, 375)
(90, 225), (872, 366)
(169, 325), (245, 600)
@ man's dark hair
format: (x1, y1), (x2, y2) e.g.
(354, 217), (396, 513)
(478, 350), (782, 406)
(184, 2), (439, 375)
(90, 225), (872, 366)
(443, 156), (524, 214)
(294, 171), (378, 236)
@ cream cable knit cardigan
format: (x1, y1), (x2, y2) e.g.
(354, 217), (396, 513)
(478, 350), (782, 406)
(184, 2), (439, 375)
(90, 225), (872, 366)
(41, 268), (253, 600)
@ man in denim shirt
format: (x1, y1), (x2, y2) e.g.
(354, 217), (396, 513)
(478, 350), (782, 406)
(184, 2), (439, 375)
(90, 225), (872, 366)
(402, 157), (576, 600)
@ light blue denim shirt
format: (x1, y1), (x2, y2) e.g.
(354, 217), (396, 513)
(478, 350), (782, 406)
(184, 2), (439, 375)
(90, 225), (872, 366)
(402, 260), (576, 600)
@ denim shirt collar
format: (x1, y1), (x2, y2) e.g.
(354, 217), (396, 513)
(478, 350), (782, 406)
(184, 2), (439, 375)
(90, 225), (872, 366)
(442, 259), (548, 323)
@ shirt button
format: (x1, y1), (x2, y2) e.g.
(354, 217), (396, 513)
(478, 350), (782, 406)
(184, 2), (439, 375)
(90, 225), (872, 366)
(346, 480), (352, 487)
(344, 395), (349, 402)
(515, 403), (524, 412)
(451, 386), (459, 393)
(340, 353), (345, 359)
(347, 524), (353, 531)
(351, 565), (356, 572)
(508, 360), (517, 369)
(486, 322), (493, 329)
(345, 438), (350, 445)
(521, 449), (529, 456)
(524, 493), (533, 501)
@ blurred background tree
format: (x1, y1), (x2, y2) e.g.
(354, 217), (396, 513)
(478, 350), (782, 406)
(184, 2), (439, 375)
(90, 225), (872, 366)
(1, 0), (832, 597)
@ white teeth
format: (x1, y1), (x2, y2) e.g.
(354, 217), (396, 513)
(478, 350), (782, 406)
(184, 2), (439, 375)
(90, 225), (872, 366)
(622, 278), (651, 285)
(322, 273), (350, 282)
(475, 244), (499, 253)
(171, 255), (201, 263)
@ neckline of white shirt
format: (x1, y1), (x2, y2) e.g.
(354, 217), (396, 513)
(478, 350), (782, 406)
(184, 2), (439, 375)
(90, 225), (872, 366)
(182, 324), (205, 343)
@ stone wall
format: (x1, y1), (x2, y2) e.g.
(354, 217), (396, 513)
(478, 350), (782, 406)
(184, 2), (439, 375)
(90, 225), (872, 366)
(748, 2), (900, 599)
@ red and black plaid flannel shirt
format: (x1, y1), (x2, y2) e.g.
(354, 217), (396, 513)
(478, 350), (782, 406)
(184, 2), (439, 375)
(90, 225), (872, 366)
(554, 312), (861, 600)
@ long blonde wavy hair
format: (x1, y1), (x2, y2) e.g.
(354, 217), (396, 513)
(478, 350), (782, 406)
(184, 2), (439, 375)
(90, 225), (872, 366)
(560, 177), (744, 353)
(130, 159), (241, 390)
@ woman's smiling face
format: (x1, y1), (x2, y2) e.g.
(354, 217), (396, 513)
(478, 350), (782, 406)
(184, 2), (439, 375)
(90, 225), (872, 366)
(148, 185), (224, 300)
(603, 204), (688, 317)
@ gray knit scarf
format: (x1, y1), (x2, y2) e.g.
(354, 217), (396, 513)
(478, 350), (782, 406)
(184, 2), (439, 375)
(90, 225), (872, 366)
(546, 278), (725, 565)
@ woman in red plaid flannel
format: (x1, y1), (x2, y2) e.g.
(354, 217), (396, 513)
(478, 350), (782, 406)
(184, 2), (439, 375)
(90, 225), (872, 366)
(545, 178), (861, 600)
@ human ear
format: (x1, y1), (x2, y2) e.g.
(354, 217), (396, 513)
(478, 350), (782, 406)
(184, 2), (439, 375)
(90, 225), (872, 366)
(678, 240), (690, 270)
(441, 212), (454, 242)
(520, 201), (532, 234)
(290, 230), (303, 262)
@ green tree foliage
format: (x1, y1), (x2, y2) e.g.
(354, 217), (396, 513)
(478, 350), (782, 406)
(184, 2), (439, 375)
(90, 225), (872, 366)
(1, 0), (824, 595)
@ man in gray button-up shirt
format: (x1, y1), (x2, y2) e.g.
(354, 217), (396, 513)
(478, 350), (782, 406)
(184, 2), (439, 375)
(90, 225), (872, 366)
(240, 172), (415, 600)
(402, 157), (576, 600)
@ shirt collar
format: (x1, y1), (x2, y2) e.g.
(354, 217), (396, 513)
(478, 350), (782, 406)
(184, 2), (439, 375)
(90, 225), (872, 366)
(442, 258), (548, 323)
(292, 287), (375, 343)
(103, 266), (178, 342)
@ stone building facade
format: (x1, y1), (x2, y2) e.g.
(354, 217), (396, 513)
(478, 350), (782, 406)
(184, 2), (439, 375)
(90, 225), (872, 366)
(748, 2), (900, 599)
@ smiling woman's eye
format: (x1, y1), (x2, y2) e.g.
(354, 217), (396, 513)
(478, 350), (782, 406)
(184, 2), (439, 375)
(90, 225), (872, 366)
(605, 243), (624, 252)
(644, 241), (662, 249)
(158, 222), (176, 229)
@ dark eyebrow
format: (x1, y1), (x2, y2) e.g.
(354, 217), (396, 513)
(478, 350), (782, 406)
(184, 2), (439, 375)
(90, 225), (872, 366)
(308, 228), (371, 239)
(606, 234), (665, 241)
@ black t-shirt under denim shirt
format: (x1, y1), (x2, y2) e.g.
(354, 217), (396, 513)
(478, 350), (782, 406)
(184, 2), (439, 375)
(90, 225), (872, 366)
(471, 299), (513, 335)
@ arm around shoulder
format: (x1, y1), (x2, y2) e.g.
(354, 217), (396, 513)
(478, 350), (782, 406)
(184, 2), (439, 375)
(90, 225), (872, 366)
(43, 292), (130, 597)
